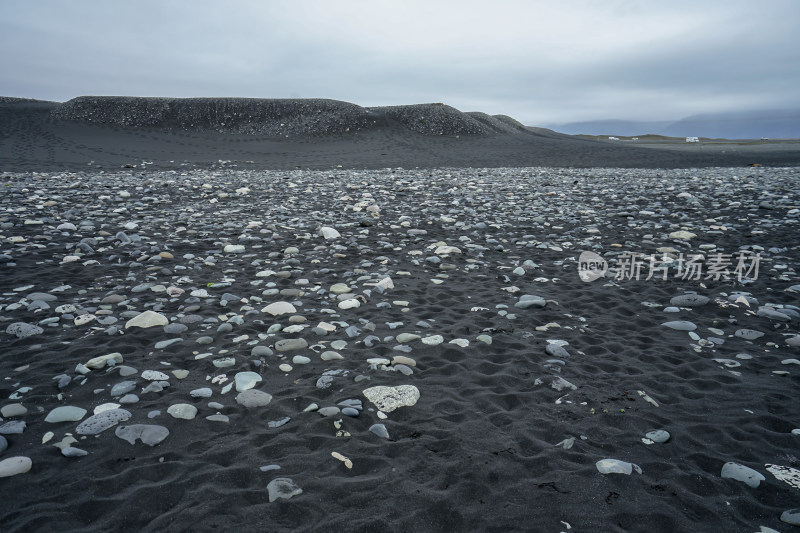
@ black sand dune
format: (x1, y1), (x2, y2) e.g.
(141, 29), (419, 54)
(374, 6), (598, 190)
(2, 96), (800, 171)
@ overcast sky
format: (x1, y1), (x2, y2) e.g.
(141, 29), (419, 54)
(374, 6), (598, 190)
(1, 0), (798, 125)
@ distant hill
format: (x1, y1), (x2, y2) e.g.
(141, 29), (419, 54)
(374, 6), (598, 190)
(44, 96), (528, 137)
(550, 109), (800, 139)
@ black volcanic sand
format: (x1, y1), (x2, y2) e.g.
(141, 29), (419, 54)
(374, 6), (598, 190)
(2, 97), (800, 171)
(1, 167), (800, 532)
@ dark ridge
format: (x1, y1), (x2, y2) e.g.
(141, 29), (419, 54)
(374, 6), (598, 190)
(51, 96), (375, 136)
(49, 97), (522, 137)
(465, 112), (525, 134)
(371, 103), (491, 135)
(492, 114), (527, 129)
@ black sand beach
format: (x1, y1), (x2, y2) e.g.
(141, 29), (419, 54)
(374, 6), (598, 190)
(1, 98), (800, 533)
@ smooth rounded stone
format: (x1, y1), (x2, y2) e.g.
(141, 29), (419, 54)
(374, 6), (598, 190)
(329, 283), (351, 294)
(757, 307), (792, 322)
(0, 456), (32, 477)
(74, 314), (96, 326)
(268, 417), (291, 428)
(782, 509), (800, 526)
(318, 406), (340, 417)
(670, 294), (710, 307)
(167, 403), (198, 420)
(172, 369), (189, 380)
(154, 338), (183, 350)
(545, 344), (571, 358)
(262, 301), (297, 316)
(449, 338), (469, 347)
(85, 352), (124, 369)
(645, 430), (671, 443)
(515, 294), (546, 309)
(394, 364), (414, 376)
(362, 385), (420, 413)
(28, 299), (52, 312)
(434, 245), (462, 255)
(142, 381), (166, 396)
(330, 340), (347, 350)
(267, 478), (303, 503)
(206, 414), (230, 423)
(196, 336), (214, 345)
(275, 338), (308, 352)
(164, 323), (188, 334)
(57, 222), (77, 231)
(786, 336), (800, 347)
(112, 365), (137, 377)
(251, 345), (273, 357)
(0, 435), (7, 454)
(235, 371), (263, 392)
(76, 409), (132, 435)
(217, 323), (234, 333)
(341, 407), (360, 417)
(6, 322), (43, 339)
(125, 311), (169, 329)
(338, 298), (361, 310)
(1, 404), (27, 417)
(278, 363), (293, 372)
(369, 423), (390, 439)
(190, 387), (213, 398)
(115, 424), (169, 446)
(319, 226), (341, 240)
(212, 357), (236, 368)
(94, 403), (121, 415)
(180, 314), (205, 324)
(338, 399), (362, 410)
(61, 447), (89, 458)
(283, 246), (299, 255)
(396, 333), (421, 343)
(236, 389), (273, 407)
(596, 459), (642, 475)
(662, 321), (697, 331)
(669, 230), (697, 240)
(223, 244), (245, 253)
(291, 355), (311, 365)
(119, 394), (139, 404)
(44, 406), (87, 423)
(663, 306), (680, 313)
(392, 355), (416, 367)
(721, 462), (765, 487)
(421, 335), (444, 346)
(476, 334), (492, 345)
(0, 421), (26, 435)
(320, 350), (343, 361)
(110, 380), (137, 397)
(141, 370), (169, 381)
(735, 329), (764, 340)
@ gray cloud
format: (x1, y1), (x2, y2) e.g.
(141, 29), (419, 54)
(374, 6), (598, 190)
(2, 0), (798, 125)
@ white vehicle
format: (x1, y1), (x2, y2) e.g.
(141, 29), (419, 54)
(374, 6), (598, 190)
(686, 136), (699, 143)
